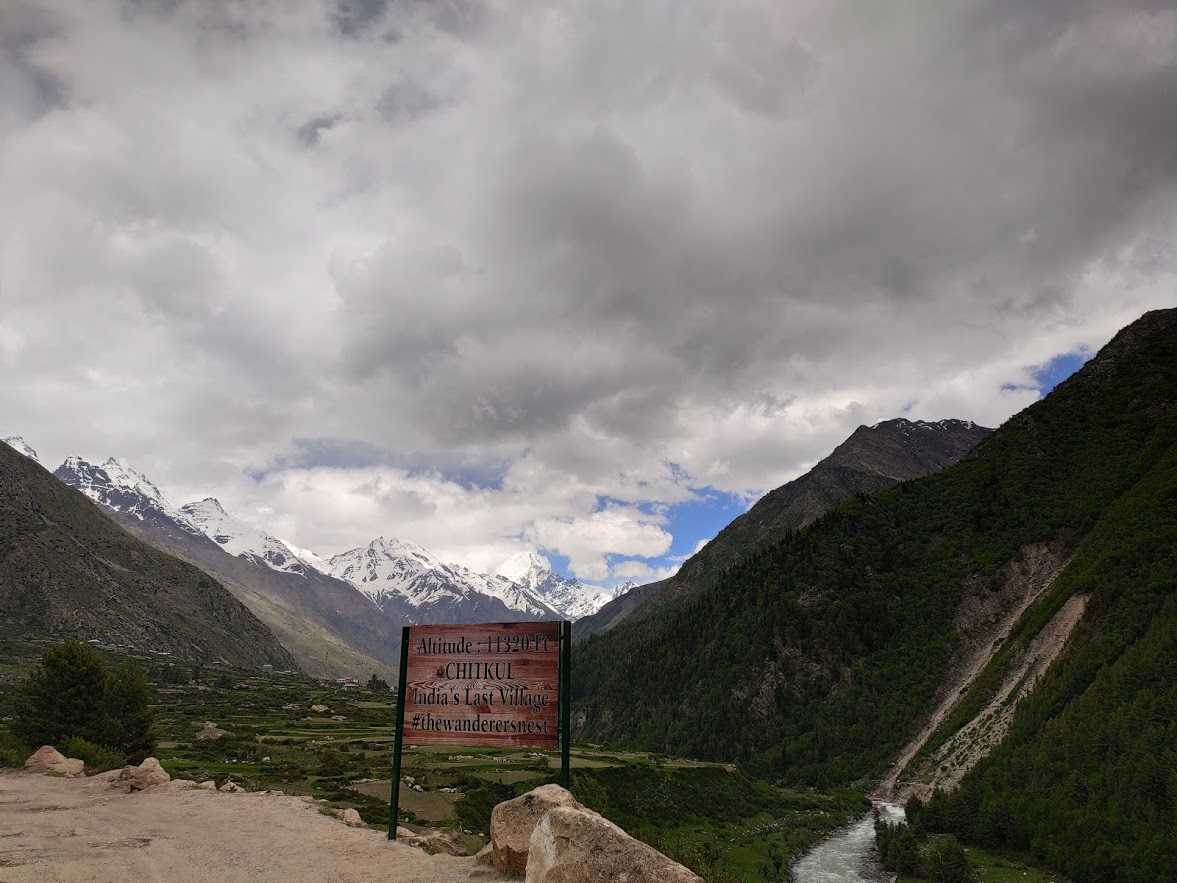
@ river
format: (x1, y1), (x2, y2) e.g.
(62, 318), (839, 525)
(792, 803), (905, 883)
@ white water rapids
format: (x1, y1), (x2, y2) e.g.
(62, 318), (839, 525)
(792, 802), (905, 883)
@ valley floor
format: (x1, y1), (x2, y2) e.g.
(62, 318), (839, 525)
(0, 771), (501, 883)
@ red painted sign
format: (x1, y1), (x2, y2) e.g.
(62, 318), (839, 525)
(400, 621), (561, 749)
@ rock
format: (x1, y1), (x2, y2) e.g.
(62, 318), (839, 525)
(219, 781), (242, 793)
(397, 829), (465, 856)
(24, 746), (67, 772)
(309, 704), (331, 714)
(114, 757), (171, 792)
(475, 844), (494, 866)
(526, 806), (704, 883)
(490, 784), (587, 875)
(48, 757), (85, 777)
(195, 721), (228, 742)
(168, 779), (197, 789)
(336, 808), (365, 828)
(196, 780), (217, 791)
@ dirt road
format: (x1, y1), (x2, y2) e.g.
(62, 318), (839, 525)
(0, 771), (503, 882)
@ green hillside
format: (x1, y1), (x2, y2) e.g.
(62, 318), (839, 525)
(927, 436), (1177, 880)
(573, 308), (1177, 881)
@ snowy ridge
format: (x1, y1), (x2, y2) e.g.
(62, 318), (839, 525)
(55, 455), (199, 531)
(49, 450), (621, 622)
(180, 497), (313, 577)
(3, 436), (40, 463)
(496, 550), (622, 620)
(323, 538), (559, 620)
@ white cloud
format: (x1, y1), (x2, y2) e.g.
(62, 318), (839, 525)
(610, 559), (679, 584)
(3, 0), (1176, 575)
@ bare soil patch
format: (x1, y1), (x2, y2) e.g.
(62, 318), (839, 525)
(0, 771), (503, 883)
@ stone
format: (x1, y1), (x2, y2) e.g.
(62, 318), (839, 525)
(24, 746), (66, 772)
(48, 757), (85, 777)
(114, 757), (171, 792)
(475, 844), (494, 866)
(309, 704), (331, 713)
(196, 780), (217, 791)
(337, 808), (365, 828)
(219, 780), (242, 793)
(195, 721), (228, 742)
(490, 784), (587, 875)
(526, 806), (704, 883)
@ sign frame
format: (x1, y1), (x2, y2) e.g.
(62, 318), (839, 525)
(387, 620), (572, 840)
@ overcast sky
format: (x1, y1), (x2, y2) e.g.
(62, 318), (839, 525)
(3, 0), (1175, 583)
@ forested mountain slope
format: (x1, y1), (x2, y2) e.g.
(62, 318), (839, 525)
(929, 371), (1177, 881)
(573, 305), (1177, 856)
(577, 418), (990, 637)
(0, 441), (295, 670)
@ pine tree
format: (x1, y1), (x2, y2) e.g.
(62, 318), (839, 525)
(12, 640), (108, 747)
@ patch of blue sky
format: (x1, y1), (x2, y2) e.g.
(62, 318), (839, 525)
(1001, 348), (1092, 398)
(1032, 349), (1092, 395)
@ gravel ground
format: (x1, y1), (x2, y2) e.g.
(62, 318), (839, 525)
(0, 771), (503, 883)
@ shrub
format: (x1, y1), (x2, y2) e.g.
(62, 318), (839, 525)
(101, 664), (154, 762)
(0, 730), (30, 768)
(919, 834), (979, 883)
(58, 736), (126, 773)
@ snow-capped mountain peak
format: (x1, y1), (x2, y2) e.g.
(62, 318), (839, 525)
(54, 455), (194, 528)
(179, 497), (311, 577)
(100, 457), (169, 506)
(496, 549), (552, 590)
(325, 537), (561, 622)
(3, 436), (40, 463)
(494, 549), (620, 620)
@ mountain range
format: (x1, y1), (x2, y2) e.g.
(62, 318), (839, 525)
(0, 447), (617, 676)
(573, 308), (1177, 883)
(3, 415), (989, 680)
(576, 416), (992, 637)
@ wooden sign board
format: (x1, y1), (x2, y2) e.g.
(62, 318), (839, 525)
(401, 621), (561, 749)
(388, 620), (571, 839)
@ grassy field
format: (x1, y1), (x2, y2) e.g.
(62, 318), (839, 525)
(0, 640), (864, 882)
(898, 846), (1067, 883)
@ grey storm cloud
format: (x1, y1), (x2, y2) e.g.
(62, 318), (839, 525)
(1, 0), (1175, 574)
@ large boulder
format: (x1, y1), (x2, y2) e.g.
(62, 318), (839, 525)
(490, 784), (587, 875)
(114, 757), (171, 792)
(24, 745), (66, 771)
(526, 806), (703, 883)
(24, 746), (84, 777)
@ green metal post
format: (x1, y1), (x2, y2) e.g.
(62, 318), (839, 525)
(560, 620), (572, 791)
(388, 626), (411, 840)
